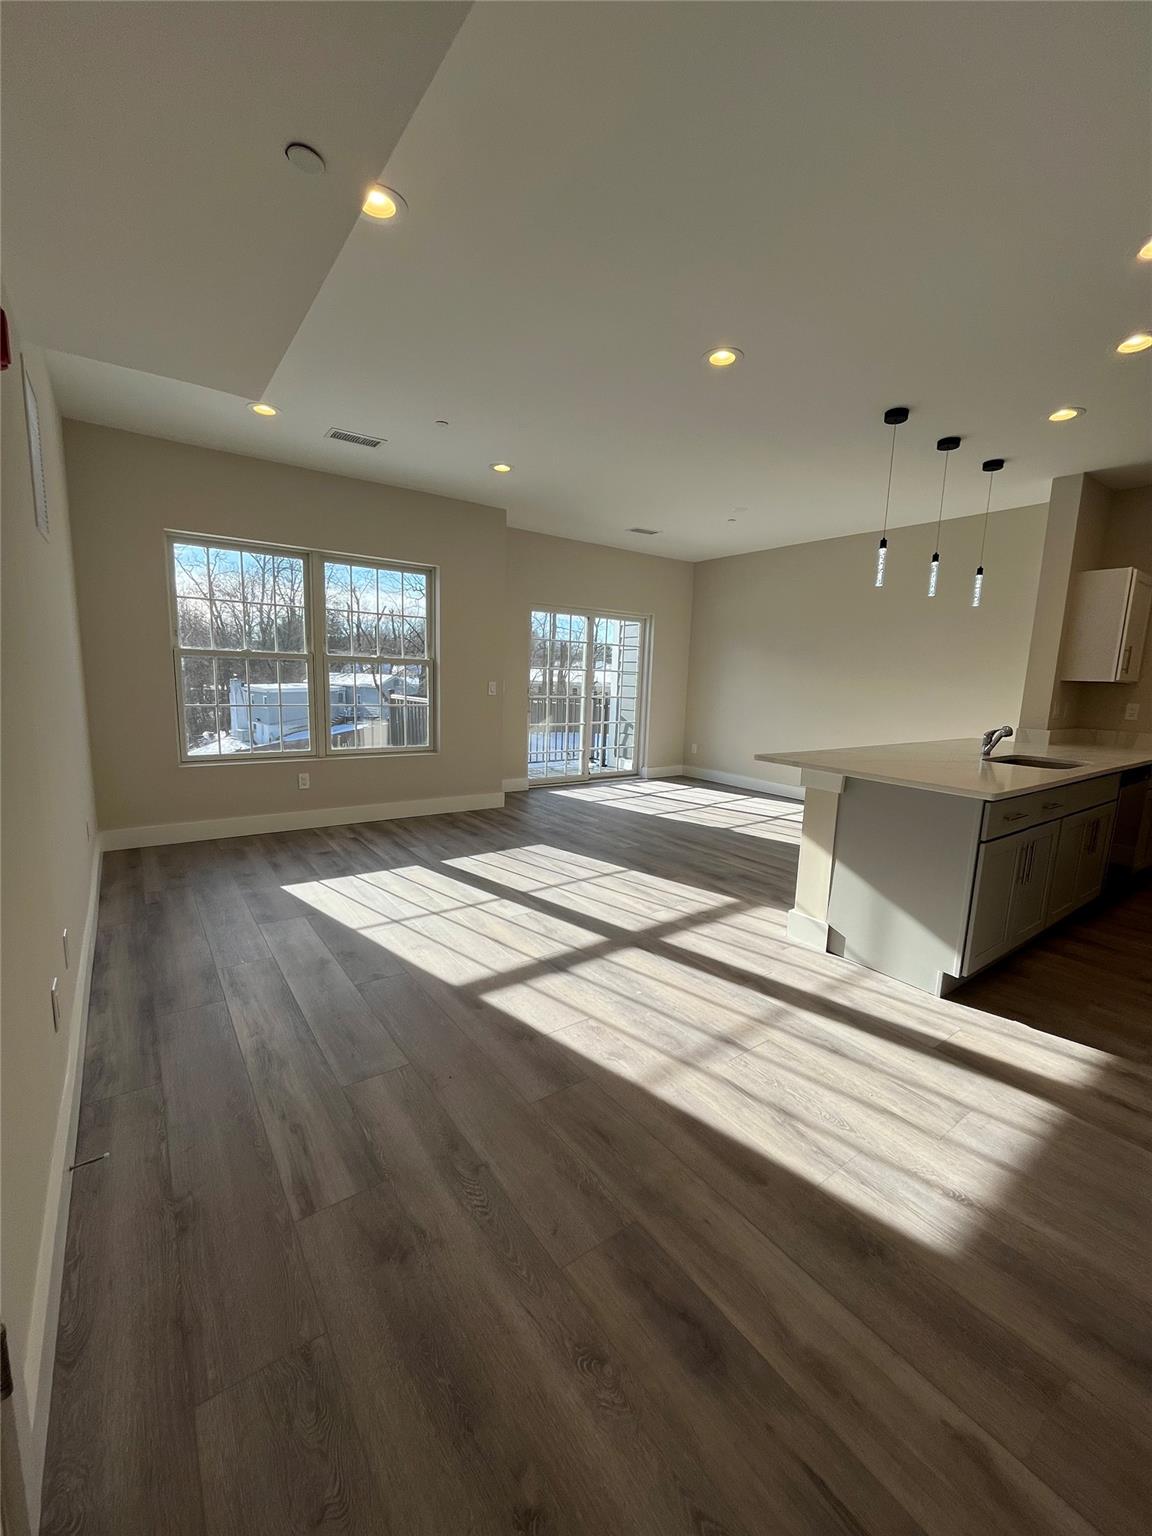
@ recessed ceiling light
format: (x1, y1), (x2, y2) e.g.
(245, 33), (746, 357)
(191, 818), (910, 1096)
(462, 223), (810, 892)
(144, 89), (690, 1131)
(1048, 406), (1086, 422)
(248, 402), (278, 417)
(490, 462), (512, 473)
(1116, 331), (1152, 354)
(705, 347), (742, 368)
(1137, 238), (1152, 262)
(361, 184), (407, 223)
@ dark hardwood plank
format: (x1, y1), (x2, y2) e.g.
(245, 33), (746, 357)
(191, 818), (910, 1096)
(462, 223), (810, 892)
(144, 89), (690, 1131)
(569, 1223), (926, 1536)
(319, 1065), (749, 1534)
(193, 880), (271, 970)
(81, 917), (158, 1101)
(304, 906), (409, 986)
(389, 952), (589, 1101)
(40, 1090), (204, 1536)
(148, 889), (223, 1016)
(560, 1035), (1066, 1457)
(196, 1337), (389, 1535)
(158, 1002), (321, 1401)
(220, 958), (382, 1219)
(360, 974), (625, 1264)
(1025, 1380), (1152, 1536)
(261, 916), (406, 1084)
(96, 845), (146, 927)
(546, 1080), (1096, 1536)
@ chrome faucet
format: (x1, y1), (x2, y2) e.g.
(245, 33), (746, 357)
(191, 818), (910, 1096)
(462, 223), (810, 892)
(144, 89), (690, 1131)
(980, 724), (1014, 758)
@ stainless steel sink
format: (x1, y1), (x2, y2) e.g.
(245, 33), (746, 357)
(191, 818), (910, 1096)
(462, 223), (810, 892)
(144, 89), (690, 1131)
(987, 755), (1084, 769)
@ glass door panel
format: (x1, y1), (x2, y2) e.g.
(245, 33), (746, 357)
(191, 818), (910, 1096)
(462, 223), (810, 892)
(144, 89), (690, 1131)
(528, 609), (647, 783)
(589, 615), (644, 776)
(529, 610), (587, 780)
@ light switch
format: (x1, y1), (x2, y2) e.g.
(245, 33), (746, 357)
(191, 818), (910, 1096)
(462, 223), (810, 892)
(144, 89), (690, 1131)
(488, 681), (498, 696)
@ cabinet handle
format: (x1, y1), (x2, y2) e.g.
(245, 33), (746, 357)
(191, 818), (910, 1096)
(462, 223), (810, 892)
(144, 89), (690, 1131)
(1004, 811), (1028, 822)
(1041, 800), (1063, 810)
(1122, 645), (1133, 675)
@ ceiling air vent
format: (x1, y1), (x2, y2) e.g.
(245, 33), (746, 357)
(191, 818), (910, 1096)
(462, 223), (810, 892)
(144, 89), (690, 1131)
(627, 527), (660, 536)
(326, 427), (386, 449)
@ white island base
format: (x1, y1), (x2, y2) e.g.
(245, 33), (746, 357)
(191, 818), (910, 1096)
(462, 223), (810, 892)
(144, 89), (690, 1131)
(754, 739), (1148, 996)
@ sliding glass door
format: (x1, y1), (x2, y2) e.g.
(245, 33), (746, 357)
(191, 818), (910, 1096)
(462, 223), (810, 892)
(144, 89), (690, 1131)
(528, 609), (648, 783)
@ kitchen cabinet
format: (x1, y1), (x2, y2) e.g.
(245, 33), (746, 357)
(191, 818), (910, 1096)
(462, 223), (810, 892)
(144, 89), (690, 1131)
(1060, 566), (1152, 683)
(1047, 802), (1116, 921)
(964, 821), (1058, 973)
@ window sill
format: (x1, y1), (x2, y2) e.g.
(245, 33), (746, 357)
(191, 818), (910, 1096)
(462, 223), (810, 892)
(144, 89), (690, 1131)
(179, 747), (439, 767)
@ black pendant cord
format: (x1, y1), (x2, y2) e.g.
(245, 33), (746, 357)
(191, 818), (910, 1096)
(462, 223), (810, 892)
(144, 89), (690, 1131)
(976, 458), (1004, 571)
(932, 453), (951, 560)
(880, 422), (898, 542)
(977, 473), (993, 569)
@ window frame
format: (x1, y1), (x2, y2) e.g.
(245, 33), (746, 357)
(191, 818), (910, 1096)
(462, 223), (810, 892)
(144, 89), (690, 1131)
(165, 532), (438, 765)
(316, 552), (437, 758)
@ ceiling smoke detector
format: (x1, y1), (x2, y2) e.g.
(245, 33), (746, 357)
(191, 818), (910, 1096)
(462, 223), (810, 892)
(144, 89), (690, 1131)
(326, 427), (386, 448)
(284, 142), (326, 175)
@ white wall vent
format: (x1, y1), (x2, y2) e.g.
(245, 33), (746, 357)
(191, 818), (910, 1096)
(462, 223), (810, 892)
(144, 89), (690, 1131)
(326, 427), (386, 448)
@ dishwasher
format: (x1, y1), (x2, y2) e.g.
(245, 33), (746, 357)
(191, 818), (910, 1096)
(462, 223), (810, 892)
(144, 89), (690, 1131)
(1110, 766), (1152, 876)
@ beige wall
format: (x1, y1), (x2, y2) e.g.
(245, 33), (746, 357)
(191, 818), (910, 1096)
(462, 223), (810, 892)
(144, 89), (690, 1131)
(502, 528), (694, 783)
(1066, 483), (1152, 734)
(1, 309), (98, 1525)
(64, 423), (508, 833)
(685, 504), (1048, 788)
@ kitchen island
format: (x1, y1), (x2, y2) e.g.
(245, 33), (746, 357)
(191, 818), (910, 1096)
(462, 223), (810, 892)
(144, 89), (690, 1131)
(756, 737), (1152, 994)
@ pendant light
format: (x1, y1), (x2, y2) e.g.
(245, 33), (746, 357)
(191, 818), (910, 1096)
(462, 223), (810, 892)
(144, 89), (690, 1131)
(928, 435), (962, 597)
(874, 405), (909, 587)
(972, 457), (1004, 607)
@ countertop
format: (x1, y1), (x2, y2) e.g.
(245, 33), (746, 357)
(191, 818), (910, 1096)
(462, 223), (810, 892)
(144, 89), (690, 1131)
(754, 737), (1152, 801)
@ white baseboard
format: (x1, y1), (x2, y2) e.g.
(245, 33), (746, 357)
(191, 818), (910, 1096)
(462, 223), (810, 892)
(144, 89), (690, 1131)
(17, 842), (102, 1530)
(502, 777), (530, 793)
(643, 765), (686, 779)
(787, 906), (830, 950)
(682, 765), (805, 800)
(101, 790), (506, 851)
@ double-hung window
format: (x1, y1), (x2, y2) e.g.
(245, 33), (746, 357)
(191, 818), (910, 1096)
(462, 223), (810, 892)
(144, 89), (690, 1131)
(168, 536), (435, 761)
(322, 558), (433, 753)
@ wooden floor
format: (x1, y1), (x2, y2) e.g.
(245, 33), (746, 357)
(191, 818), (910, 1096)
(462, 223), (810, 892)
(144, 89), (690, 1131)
(41, 777), (1151, 1535)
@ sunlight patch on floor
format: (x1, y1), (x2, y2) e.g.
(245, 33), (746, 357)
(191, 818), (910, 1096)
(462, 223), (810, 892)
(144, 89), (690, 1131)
(547, 781), (805, 839)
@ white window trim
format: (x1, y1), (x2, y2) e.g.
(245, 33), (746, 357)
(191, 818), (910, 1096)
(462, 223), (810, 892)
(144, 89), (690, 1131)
(316, 550), (437, 759)
(166, 532), (439, 765)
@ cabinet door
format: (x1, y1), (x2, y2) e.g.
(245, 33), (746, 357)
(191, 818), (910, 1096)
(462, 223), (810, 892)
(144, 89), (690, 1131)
(964, 835), (1025, 973)
(1047, 813), (1085, 924)
(1073, 803), (1114, 906)
(1006, 823), (1057, 946)
(1118, 572), (1152, 681)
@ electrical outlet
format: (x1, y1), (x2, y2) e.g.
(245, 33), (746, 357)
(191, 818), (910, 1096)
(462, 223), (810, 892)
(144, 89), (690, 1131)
(488, 680), (498, 696)
(1124, 701), (1140, 722)
(690, 743), (698, 755)
(62, 928), (70, 969)
(298, 772), (311, 790)
(50, 978), (61, 1033)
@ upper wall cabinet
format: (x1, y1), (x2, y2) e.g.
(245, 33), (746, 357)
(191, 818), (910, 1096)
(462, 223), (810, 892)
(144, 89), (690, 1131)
(1060, 567), (1152, 683)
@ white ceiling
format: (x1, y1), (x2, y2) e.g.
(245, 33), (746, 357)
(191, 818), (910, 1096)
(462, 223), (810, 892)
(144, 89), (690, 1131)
(14, 2), (1152, 560)
(2, 0), (468, 395)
